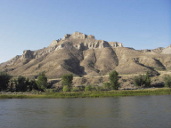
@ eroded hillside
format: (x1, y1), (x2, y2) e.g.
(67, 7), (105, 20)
(0, 32), (171, 79)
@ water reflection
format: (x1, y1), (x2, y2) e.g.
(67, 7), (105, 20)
(0, 96), (171, 128)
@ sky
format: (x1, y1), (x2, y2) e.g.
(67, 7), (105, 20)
(0, 0), (170, 63)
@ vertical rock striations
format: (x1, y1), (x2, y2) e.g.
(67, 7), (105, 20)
(0, 32), (170, 78)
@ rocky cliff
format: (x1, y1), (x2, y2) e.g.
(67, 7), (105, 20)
(0, 32), (170, 79)
(49, 32), (123, 50)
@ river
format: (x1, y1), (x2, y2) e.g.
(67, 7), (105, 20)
(0, 95), (171, 128)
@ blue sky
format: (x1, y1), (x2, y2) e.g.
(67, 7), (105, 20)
(0, 0), (170, 63)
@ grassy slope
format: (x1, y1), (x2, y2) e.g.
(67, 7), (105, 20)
(0, 88), (171, 99)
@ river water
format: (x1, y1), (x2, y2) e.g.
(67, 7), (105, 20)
(0, 95), (171, 128)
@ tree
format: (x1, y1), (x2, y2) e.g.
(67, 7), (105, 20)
(36, 72), (48, 91)
(62, 74), (73, 87)
(15, 76), (28, 92)
(0, 72), (11, 91)
(163, 75), (171, 88)
(29, 79), (38, 91)
(109, 70), (120, 90)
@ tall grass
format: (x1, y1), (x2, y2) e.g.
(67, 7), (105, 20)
(0, 88), (171, 99)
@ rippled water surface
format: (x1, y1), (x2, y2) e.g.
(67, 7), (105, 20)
(0, 95), (171, 128)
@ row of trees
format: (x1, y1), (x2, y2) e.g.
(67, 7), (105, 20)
(1, 70), (171, 92)
(61, 70), (120, 92)
(61, 71), (171, 92)
(0, 72), (48, 92)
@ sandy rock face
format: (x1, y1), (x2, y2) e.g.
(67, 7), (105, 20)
(0, 32), (170, 79)
(21, 50), (34, 60)
(162, 45), (171, 54)
(49, 40), (59, 47)
(71, 32), (87, 39)
(50, 32), (123, 51)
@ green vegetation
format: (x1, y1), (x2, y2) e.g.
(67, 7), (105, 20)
(133, 72), (151, 87)
(103, 82), (111, 90)
(62, 74), (73, 87)
(62, 85), (71, 92)
(71, 86), (84, 92)
(14, 76), (29, 92)
(62, 74), (73, 92)
(109, 70), (120, 90)
(9, 77), (38, 92)
(0, 72), (11, 91)
(163, 75), (171, 88)
(1, 70), (171, 99)
(36, 72), (48, 91)
(0, 71), (49, 92)
(84, 85), (93, 91)
(0, 88), (171, 99)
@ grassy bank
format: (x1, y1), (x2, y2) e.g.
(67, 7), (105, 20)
(0, 88), (171, 99)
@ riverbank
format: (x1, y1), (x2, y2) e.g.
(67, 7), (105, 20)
(0, 88), (171, 99)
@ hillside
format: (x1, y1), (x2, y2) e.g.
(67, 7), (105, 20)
(0, 32), (171, 80)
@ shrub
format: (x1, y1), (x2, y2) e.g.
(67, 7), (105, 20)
(163, 75), (171, 88)
(109, 70), (120, 90)
(133, 75), (144, 87)
(45, 89), (54, 93)
(144, 72), (151, 87)
(95, 86), (103, 91)
(0, 72), (11, 91)
(103, 82), (111, 91)
(84, 85), (93, 91)
(71, 87), (81, 92)
(63, 85), (71, 92)
(133, 72), (151, 87)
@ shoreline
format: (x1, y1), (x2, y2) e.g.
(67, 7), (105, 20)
(0, 88), (171, 99)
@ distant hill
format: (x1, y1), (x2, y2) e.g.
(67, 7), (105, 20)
(0, 32), (171, 79)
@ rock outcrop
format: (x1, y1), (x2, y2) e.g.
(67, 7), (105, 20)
(0, 32), (171, 79)
(49, 32), (123, 50)
(162, 45), (171, 54)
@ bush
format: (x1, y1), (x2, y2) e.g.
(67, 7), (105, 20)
(109, 70), (120, 90)
(84, 85), (93, 91)
(103, 82), (111, 91)
(133, 72), (151, 87)
(95, 86), (103, 91)
(133, 75), (144, 87)
(45, 89), (54, 93)
(144, 72), (151, 87)
(0, 72), (11, 91)
(163, 75), (171, 88)
(63, 85), (71, 92)
(36, 72), (48, 91)
(71, 87), (81, 92)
